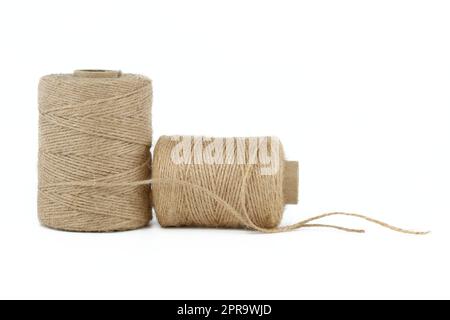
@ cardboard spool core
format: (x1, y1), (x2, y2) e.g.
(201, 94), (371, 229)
(283, 161), (299, 205)
(74, 69), (122, 78)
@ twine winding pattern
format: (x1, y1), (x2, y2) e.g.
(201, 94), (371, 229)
(38, 71), (152, 232)
(152, 136), (285, 228)
(152, 136), (429, 235)
(37, 70), (428, 235)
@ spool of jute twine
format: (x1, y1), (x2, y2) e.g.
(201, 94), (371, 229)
(37, 70), (428, 235)
(151, 136), (429, 234)
(153, 136), (294, 228)
(38, 70), (152, 232)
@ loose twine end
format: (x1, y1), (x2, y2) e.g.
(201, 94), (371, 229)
(277, 212), (430, 235)
(41, 178), (430, 235)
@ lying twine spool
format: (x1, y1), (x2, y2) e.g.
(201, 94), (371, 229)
(151, 136), (429, 234)
(38, 70), (152, 232)
(153, 136), (293, 228)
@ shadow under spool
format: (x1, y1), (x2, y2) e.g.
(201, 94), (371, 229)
(38, 69), (153, 232)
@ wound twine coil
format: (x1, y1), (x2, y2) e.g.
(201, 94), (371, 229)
(152, 136), (429, 234)
(38, 70), (152, 232)
(37, 70), (428, 235)
(153, 136), (293, 228)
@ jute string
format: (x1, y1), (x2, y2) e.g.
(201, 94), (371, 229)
(37, 72), (428, 235)
(43, 174), (429, 235)
(41, 135), (428, 235)
(38, 71), (152, 232)
(150, 136), (429, 234)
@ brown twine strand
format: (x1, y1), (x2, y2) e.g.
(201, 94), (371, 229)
(41, 135), (427, 235)
(38, 72), (153, 232)
(150, 136), (429, 234)
(38, 76), (428, 235)
(42, 177), (429, 235)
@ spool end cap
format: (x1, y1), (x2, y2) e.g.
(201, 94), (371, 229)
(284, 161), (299, 205)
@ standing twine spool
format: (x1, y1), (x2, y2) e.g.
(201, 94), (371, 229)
(38, 70), (152, 232)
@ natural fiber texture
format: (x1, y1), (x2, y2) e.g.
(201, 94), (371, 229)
(152, 136), (429, 235)
(37, 72), (428, 235)
(38, 71), (152, 232)
(153, 136), (285, 228)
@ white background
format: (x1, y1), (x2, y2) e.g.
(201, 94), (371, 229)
(0, 0), (448, 300)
